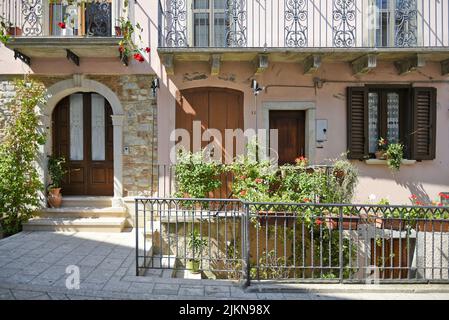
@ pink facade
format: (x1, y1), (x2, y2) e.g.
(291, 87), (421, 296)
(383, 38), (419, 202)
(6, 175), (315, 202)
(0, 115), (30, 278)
(0, 0), (448, 204)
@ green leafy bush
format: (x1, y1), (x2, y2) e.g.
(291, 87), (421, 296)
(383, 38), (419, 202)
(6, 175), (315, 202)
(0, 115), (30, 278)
(47, 155), (67, 189)
(0, 78), (47, 236)
(174, 150), (223, 198)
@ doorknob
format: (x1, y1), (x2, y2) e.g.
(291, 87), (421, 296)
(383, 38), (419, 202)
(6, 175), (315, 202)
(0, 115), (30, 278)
(72, 168), (81, 172)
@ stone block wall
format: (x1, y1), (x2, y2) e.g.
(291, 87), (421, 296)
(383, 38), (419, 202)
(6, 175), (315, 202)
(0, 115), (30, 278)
(0, 74), (158, 197)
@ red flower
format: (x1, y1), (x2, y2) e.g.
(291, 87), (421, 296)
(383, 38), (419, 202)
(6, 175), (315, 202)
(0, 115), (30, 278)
(254, 178), (263, 184)
(415, 201), (424, 206)
(439, 192), (449, 199)
(118, 45), (125, 53)
(316, 219), (323, 226)
(133, 53), (145, 62)
(144, 47), (151, 53)
(438, 202), (444, 207)
(58, 22), (66, 29)
(239, 175), (246, 180)
(409, 194), (418, 200)
(303, 198), (312, 203)
(239, 190), (247, 196)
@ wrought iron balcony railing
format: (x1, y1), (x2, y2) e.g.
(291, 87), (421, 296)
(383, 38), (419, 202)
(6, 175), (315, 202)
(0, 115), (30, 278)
(158, 0), (449, 49)
(0, 0), (125, 37)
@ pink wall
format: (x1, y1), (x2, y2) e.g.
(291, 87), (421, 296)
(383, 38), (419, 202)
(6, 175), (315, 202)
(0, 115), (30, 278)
(158, 60), (449, 204)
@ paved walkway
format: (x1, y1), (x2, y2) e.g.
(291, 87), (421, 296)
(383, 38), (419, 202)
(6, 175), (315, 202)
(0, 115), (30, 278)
(1, 231), (449, 300)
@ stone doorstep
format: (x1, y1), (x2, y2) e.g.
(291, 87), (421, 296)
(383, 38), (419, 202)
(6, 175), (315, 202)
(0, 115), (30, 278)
(36, 207), (127, 218)
(246, 283), (449, 294)
(22, 217), (126, 233)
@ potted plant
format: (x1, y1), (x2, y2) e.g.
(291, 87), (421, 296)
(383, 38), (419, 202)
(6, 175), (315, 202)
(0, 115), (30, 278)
(187, 230), (207, 274)
(375, 137), (388, 160)
(47, 155), (67, 208)
(386, 142), (404, 172)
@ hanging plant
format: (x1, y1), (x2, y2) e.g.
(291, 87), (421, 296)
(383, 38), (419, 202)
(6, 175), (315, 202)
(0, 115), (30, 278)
(386, 142), (404, 172)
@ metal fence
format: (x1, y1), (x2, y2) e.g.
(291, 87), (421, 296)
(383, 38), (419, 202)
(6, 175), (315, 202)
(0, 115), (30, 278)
(159, 0), (449, 49)
(136, 198), (449, 285)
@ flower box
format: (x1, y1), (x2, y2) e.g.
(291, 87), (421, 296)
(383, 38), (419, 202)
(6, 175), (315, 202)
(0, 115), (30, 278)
(322, 216), (359, 230)
(6, 26), (21, 36)
(258, 211), (293, 227)
(416, 220), (449, 233)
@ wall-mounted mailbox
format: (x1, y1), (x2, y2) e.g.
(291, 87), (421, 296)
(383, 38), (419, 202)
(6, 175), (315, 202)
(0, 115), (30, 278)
(316, 119), (328, 142)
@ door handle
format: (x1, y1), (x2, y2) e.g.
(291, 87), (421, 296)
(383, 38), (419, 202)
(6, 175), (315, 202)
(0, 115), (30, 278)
(72, 168), (81, 172)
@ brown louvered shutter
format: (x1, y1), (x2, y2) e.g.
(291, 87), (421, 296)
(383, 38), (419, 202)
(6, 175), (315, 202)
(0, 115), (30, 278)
(347, 87), (368, 159)
(411, 87), (437, 160)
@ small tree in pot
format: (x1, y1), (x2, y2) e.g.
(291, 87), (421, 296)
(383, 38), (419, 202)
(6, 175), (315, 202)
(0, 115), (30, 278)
(187, 230), (208, 274)
(47, 155), (67, 208)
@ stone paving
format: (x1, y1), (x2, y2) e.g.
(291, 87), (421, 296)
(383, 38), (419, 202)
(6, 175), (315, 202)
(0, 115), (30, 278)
(1, 231), (449, 300)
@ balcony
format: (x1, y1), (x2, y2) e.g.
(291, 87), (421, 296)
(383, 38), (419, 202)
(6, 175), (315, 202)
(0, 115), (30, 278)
(1, 0), (126, 66)
(158, 0), (449, 75)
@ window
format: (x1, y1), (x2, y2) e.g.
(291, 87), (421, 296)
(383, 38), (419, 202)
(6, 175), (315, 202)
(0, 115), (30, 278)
(374, 0), (417, 47)
(192, 0), (229, 47)
(347, 86), (436, 161)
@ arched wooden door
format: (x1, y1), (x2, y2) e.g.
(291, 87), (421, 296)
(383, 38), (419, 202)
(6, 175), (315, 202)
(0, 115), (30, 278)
(176, 87), (244, 198)
(52, 93), (114, 196)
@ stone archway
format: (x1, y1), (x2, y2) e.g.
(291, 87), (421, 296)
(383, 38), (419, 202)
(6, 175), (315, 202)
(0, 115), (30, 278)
(41, 75), (124, 205)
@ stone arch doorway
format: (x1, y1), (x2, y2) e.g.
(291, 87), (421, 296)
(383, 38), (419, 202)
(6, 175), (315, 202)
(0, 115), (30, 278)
(42, 77), (124, 202)
(52, 92), (114, 196)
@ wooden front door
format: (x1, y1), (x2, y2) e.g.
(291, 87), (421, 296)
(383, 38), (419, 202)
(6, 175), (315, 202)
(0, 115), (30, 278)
(52, 93), (114, 196)
(176, 87), (244, 198)
(269, 110), (306, 165)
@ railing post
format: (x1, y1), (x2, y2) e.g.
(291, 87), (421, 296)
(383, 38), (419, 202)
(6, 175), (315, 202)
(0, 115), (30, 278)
(339, 206), (344, 282)
(243, 202), (251, 287)
(135, 198), (139, 276)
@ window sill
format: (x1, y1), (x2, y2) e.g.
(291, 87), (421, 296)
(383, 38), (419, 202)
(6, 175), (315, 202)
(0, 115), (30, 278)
(365, 159), (417, 165)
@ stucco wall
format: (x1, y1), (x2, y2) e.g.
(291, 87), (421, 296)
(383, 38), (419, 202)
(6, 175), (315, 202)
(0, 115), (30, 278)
(157, 60), (449, 205)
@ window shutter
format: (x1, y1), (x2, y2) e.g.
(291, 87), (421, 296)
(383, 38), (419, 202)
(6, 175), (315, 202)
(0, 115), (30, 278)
(411, 87), (437, 160)
(347, 87), (368, 159)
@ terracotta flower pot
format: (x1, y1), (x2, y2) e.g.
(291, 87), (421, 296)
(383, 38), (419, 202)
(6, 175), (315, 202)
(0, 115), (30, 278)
(375, 150), (387, 160)
(323, 216), (359, 230)
(48, 188), (62, 208)
(6, 26), (21, 36)
(417, 220), (449, 232)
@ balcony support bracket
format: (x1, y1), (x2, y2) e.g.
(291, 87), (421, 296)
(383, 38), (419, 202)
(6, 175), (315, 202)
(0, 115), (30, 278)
(14, 49), (31, 66)
(254, 54), (269, 75)
(210, 54), (222, 76)
(352, 54), (377, 75)
(162, 54), (175, 75)
(66, 49), (80, 66)
(394, 54), (426, 75)
(303, 55), (322, 74)
(441, 59), (449, 76)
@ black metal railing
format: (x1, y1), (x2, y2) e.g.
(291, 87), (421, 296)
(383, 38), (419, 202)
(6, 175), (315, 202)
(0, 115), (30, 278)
(136, 198), (449, 285)
(159, 0), (449, 49)
(0, 0), (123, 37)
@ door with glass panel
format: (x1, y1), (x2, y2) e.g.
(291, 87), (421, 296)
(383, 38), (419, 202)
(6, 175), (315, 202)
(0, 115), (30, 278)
(190, 0), (229, 47)
(52, 93), (114, 196)
(49, 0), (112, 36)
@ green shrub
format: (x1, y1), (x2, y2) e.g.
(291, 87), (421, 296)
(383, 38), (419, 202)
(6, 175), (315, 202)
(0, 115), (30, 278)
(174, 150), (223, 198)
(47, 155), (67, 189)
(0, 78), (47, 236)
(386, 143), (404, 171)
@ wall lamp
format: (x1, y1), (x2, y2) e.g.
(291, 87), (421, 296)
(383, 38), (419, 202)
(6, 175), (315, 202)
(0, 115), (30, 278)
(151, 78), (160, 97)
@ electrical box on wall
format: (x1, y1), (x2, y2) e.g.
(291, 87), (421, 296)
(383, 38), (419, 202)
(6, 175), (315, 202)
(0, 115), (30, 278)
(316, 119), (328, 142)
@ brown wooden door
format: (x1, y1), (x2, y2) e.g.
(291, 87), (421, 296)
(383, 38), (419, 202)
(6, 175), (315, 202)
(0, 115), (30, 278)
(52, 93), (114, 196)
(269, 110), (306, 165)
(176, 87), (244, 198)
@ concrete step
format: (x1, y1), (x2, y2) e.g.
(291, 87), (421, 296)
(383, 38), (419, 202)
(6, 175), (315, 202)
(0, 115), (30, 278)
(36, 207), (127, 218)
(59, 196), (113, 208)
(22, 217), (126, 232)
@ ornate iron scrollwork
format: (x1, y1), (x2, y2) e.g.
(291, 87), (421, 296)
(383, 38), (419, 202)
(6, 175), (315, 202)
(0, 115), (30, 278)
(165, 0), (187, 47)
(21, 0), (43, 36)
(226, 0), (247, 47)
(284, 0), (308, 47)
(333, 0), (356, 47)
(395, 0), (417, 47)
(86, 0), (112, 37)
